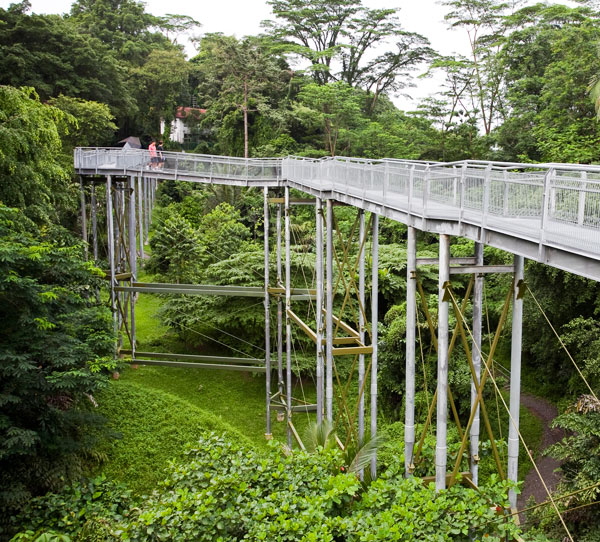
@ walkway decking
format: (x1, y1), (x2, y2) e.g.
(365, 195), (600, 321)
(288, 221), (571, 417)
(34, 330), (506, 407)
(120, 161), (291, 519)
(74, 148), (600, 281)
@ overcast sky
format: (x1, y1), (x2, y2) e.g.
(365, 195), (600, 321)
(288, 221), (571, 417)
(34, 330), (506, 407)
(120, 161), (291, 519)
(0, 0), (483, 110)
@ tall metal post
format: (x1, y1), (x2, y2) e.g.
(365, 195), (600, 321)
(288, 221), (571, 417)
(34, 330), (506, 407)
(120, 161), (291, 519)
(144, 178), (150, 243)
(285, 186), (292, 447)
(79, 176), (88, 260)
(128, 177), (137, 356)
(137, 176), (145, 260)
(106, 176), (117, 337)
(436, 234), (451, 490)
(315, 198), (324, 423)
(325, 199), (334, 421)
(370, 213), (379, 478)
(91, 182), (98, 262)
(277, 200), (284, 396)
(508, 254), (524, 508)
(471, 242), (484, 485)
(405, 225), (417, 476)
(358, 210), (366, 443)
(264, 187), (272, 437)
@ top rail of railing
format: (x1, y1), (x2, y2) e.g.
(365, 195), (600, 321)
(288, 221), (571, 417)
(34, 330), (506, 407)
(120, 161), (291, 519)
(74, 147), (282, 183)
(74, 148), (600, 262)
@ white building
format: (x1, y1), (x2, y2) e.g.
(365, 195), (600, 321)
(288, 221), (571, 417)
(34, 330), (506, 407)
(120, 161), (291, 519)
(160, 107), (206, 145)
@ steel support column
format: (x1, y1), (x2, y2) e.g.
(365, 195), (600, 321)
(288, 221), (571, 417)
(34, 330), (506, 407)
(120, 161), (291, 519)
(370, 213), (379, 478)
(91, 182), (98, 262)
(405, 225), (417, 476)
(436, 234), (451, 490)
(470, 242), (484, 485)
(315, 197), (324, 423)
(128, 177), (137, 356)
(325, 199), (334, 421)
(137, 176), (144, 260)
(285, 186), (292, 447)
(144, 178), (149, 243)
(358, 210), (366, 443)
(264, 187), (272, 437)
(79, 176), (88, 260)
(277, 200), (283, 397)
(508, 255), (524, 508)
(106, 176), (117, 337)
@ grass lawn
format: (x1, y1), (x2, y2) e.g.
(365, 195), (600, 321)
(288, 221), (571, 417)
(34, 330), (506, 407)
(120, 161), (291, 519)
(95, 379), (252, 493)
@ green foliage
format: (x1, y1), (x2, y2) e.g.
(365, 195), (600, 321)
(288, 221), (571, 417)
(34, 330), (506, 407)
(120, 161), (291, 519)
(0, 6), (132, 118)
(146, 214), (202, 283)
(529, 396), (600, 540)
(94, 378), (253, 493)
(0, 86), (71, 224)
(0, 205), (114, 522)
(10, 432), (536, 541)
(48, 96), (117, 149)
(8, 475), (132, 542)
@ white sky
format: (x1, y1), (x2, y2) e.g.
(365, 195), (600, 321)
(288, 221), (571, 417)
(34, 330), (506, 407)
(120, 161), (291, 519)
(0, 0), (484, 110)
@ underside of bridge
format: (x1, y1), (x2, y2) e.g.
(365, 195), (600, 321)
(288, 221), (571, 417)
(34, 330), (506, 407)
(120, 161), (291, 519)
(76, 148), (600, 513)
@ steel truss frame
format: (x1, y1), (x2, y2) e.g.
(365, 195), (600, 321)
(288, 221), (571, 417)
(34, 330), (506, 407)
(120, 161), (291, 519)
(78, 171), (525, 493)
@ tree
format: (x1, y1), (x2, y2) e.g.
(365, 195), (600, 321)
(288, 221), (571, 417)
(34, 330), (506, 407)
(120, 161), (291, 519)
(0, 205), (114, 518)
(132, 48), (190, 135)
(497, 3), (600, 162)
(70, 0), (168, 66)
(0, 86), (72, 225)
(146, 214), (203, 283)
(441, 0), (516, 135)
(48, 95), (117, 149)
(263, 0), (359, 85)
(264, 0), (432, 106)
(0, 4), (133, 118)
(193, 34), (292, 157)
(297, 81), (364, 156)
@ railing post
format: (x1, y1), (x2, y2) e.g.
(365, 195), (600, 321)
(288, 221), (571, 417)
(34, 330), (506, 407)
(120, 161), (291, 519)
(408, 165), (415, 217)
(423, 165), (431, 217)
(482, 165), (492, 228)
(578, 171), (587, 226)
(503, 170), (510, 216)
(539, 168), (554, 252)
(458, 163), (467, 223)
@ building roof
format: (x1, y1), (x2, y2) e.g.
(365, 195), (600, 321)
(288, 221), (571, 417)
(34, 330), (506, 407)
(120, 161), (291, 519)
(176, 107), (206, 120)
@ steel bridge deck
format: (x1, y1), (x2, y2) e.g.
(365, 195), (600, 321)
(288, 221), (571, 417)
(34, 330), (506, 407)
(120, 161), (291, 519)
(75, 148), (600, 281)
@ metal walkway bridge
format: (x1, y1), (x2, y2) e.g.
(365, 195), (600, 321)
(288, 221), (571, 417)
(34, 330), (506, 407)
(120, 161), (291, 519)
(75, 147), (600, 281)
(75, 147), (599, 519)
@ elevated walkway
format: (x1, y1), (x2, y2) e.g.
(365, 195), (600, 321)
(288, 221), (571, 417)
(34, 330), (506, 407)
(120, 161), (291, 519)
(75, 148), (600, 281)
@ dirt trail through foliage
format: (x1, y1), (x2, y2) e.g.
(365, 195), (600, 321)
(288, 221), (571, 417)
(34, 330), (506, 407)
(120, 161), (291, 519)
(517, 394), (564, 513)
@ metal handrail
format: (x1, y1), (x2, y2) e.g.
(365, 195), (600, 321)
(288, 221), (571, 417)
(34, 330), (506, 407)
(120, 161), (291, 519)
(74, 148), (600, 261)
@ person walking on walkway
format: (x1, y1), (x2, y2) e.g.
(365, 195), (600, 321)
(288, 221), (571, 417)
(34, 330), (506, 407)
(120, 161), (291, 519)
(148, 140), (158, 169)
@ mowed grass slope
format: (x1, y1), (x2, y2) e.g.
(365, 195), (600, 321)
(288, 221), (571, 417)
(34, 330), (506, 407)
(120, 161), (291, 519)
(95, 378), (253, 493)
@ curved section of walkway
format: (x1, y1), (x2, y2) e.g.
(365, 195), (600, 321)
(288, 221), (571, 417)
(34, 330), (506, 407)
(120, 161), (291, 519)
(74, 148), (600, 281)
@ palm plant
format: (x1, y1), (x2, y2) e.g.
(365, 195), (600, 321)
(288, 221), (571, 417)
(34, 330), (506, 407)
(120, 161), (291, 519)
(303, 420), (384, 479)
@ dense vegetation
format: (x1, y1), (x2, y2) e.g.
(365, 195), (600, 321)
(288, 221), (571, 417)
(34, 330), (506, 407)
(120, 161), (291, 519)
(1, 0), (600, 540)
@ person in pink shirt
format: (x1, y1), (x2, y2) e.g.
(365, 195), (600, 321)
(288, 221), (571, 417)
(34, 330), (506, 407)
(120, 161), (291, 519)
(148, 140), (158, 169)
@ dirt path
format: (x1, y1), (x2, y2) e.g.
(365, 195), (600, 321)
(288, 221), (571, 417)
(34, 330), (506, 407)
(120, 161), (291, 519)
(517, 393), (564, 512)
